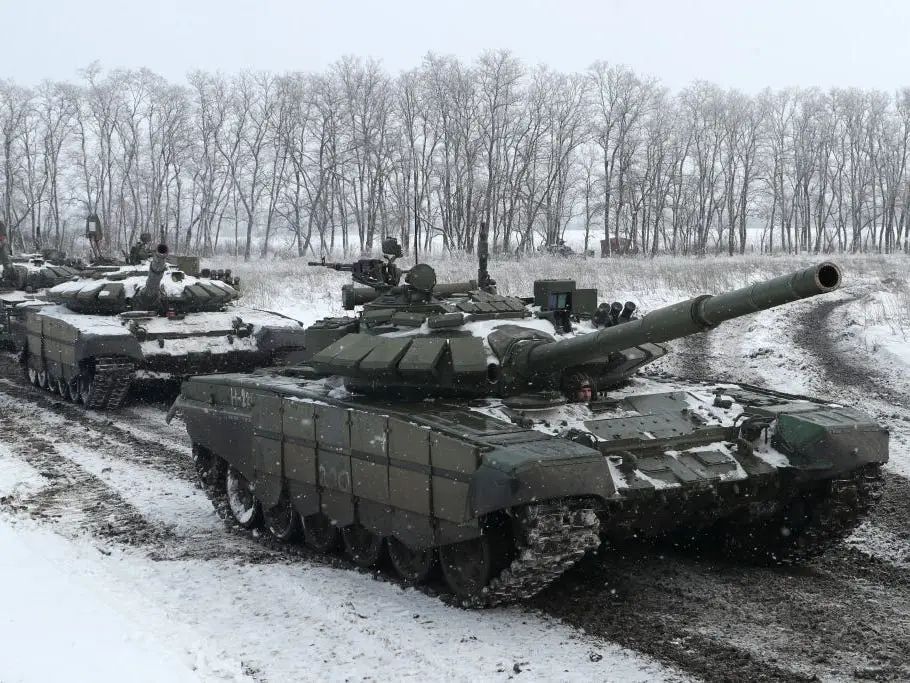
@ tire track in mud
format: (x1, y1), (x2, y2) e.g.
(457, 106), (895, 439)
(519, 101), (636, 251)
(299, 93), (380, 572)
(0, 356), (193, 482)
(661, 316), (767, 386)
(792, 296), (908, 410)
(535, 540), (910, 682)
(1, 418), (178, 549)
(0, 419), (284, 564)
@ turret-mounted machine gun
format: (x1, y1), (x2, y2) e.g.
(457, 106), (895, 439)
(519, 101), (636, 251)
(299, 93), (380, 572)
(309, 237), (479, 311)
(308, 236), (405, 290)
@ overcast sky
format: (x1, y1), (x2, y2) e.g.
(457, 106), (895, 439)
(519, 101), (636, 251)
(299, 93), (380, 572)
(3, 0), (907, 92)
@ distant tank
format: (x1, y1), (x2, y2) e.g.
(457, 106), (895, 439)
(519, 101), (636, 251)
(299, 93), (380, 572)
(168, 234), (887, 606)
(0, 221), (80, 292)
(0, 221), (82, 350)
(16, 243), (307, 410)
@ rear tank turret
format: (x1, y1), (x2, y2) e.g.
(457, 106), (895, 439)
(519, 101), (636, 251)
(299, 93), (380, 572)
(170, 235), (887, 608)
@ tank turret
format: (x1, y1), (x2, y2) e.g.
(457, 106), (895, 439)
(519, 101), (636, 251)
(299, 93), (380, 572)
(303, 261), (841, 401)
(0, 220), (81, 292)
(45, 242), (239, 314)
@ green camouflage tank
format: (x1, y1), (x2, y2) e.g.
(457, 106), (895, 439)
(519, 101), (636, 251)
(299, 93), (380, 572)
(169, 237), (887, 606)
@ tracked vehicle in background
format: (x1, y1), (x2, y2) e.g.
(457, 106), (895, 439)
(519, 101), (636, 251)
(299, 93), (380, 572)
(0, 221), (82, 350)
(170, 235), (887, 607)
(16, 243), (308, 410)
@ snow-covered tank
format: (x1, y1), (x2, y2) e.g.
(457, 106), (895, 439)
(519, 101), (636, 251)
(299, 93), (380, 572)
(18, 244), (308, 409)
(0, 223), (83, 350)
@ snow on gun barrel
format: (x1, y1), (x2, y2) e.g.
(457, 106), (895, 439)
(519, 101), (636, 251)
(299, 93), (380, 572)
(522, 262), (841, 375)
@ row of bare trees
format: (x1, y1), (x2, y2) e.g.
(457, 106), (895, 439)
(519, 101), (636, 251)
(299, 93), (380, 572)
(2, 53), (910, 259)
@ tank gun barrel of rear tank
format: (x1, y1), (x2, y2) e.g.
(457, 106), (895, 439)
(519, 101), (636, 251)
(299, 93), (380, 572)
(134, 244), (169, 309)
(342, 280), (479, 309)
(524, 262), (842, 374)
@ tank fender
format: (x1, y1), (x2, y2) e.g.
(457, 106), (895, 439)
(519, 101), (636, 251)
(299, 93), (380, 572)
(469, 439), (615, 517)
(774, 407), (889, 474)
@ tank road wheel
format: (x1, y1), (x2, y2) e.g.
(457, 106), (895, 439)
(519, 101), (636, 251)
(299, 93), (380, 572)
(36, 369), (49, 389)
(77, 369), (95, 406)
(225, 466), (261, 529)
(192, 444), (227, 489)
(342, 524), (385, 568)
(302, 513), (341, 553)
(263, 494), (301, 542)
(439, 533), (507, 602)
(27, 367), (38, 386)
(56, 377), (71, 400)
(388, 538), (435, 583)
(67, 377), (80, 402)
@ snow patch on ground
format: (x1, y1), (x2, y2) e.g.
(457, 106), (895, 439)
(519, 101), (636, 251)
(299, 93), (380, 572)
(0, 521), (248, 683)
(836, 289), (910, 388)
(0, 510), (678, 682)
(61, 443), (219, 534)
(0, 444), (47, 499)
(847, 520), (910, 568)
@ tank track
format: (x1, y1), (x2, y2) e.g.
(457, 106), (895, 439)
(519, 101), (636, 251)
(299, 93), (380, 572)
(84, 357), (135, 410)
(718, 464), (884, 564)
(464, 500), (601, 608)
(195, 450), (600, 607)
(22, 354), (135, 410)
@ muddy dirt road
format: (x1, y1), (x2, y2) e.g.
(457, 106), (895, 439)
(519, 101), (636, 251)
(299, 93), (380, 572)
(3, 298), (910, 683)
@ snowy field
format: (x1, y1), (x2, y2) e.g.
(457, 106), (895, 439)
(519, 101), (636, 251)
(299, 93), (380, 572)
(4, 251), (910, 682)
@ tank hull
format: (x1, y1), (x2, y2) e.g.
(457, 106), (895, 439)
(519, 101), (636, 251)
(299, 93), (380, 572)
(171, 371), (888, 605)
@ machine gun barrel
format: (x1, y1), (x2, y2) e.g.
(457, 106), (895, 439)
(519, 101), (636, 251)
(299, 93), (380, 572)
(307, 260), (354, 272)
(525, 262), (841, 374)
(134, 244), (169, 310)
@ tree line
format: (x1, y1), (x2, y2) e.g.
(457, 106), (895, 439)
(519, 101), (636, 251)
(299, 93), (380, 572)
(2, 52), (909, 260)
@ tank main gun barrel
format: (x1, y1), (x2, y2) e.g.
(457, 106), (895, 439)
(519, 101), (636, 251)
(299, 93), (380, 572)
(134, 244), (169, 310)
(524, 262), (841, 374)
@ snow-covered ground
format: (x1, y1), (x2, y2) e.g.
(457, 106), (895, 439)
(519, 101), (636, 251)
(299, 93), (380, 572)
(835, 286), (910, 387)
(0, 398), (679, 683)
(5, 250), (910, 682)
(0, 516), (675, 683)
